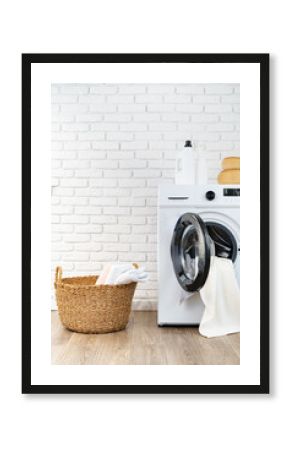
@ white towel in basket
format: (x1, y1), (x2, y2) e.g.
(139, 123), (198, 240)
(96, 263), (149, 286)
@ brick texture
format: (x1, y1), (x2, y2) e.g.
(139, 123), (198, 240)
(51, 83), (240, 308)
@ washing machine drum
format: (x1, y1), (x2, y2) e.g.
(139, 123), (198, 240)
(171, 212), (237, 292)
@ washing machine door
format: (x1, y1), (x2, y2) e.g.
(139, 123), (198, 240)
(171, 212), (212, 292)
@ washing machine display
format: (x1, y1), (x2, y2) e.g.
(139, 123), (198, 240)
(223, 188), (240, 197)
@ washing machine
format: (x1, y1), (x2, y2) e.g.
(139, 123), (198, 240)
(157, 184), (240, 326)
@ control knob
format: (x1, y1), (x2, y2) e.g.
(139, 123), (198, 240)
(205, 190), (215, 201)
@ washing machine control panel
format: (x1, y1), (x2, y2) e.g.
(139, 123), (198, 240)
(159, 185), (240, 207)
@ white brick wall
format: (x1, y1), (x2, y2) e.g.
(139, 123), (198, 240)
(51, 83), (240, 309)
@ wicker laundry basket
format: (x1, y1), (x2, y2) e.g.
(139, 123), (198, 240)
(54, 266), (137, 334)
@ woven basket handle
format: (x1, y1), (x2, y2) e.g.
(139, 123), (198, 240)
(55, 266), (63, 284)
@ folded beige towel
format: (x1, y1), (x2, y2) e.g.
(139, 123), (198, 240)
(218, 169), (240, 185)
(222, 157), (240, 170)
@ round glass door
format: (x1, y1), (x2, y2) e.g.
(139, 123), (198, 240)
(171, 213), (212, 292)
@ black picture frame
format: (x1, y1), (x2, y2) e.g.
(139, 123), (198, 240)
(22, 53), (269, 394)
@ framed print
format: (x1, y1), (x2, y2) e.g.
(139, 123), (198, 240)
(22, 53), (269, 394)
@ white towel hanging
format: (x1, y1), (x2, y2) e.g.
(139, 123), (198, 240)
(199, 256), (240, 338)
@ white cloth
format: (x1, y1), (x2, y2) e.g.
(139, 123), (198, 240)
(95, 263), (149, 286)
(199, 256), (240, 338)
(105, 264), (132, 285)
(115, 267), (149, 285)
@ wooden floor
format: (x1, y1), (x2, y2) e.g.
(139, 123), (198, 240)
(51, 311), (240, 365)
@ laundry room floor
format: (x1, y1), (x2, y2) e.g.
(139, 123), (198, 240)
(52, 311), (240, 365)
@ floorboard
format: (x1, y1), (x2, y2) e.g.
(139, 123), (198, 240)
(51, 311), (240, 365)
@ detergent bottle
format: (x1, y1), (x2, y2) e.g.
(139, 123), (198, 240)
(175, 140), (197, 185)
